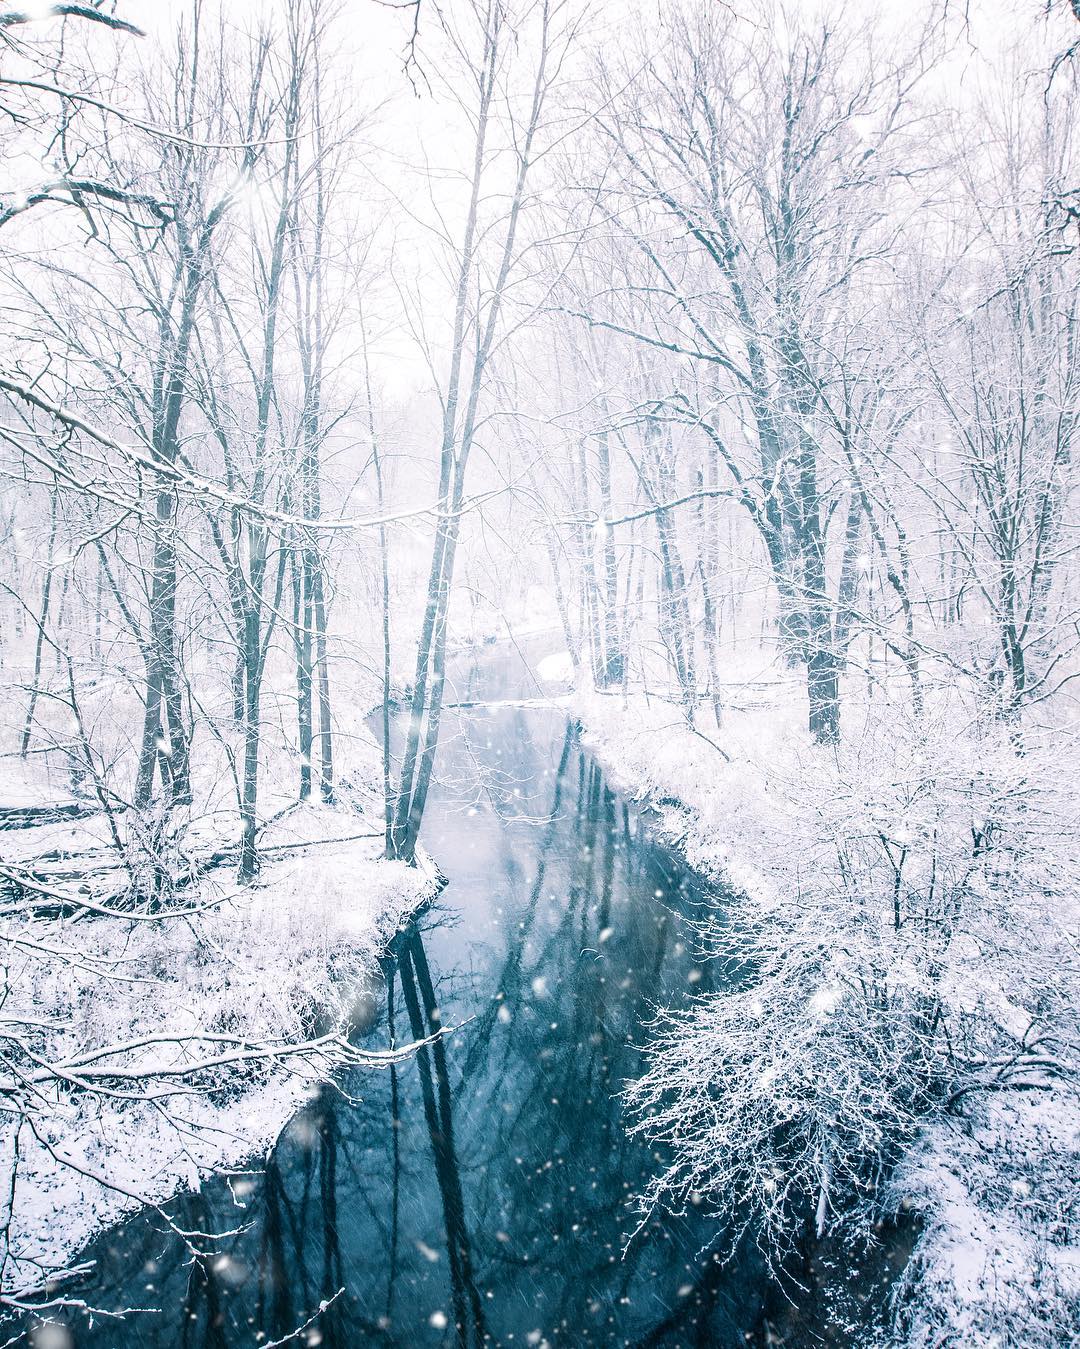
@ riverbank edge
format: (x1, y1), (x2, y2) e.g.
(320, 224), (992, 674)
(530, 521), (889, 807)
(2, 800), (442, 1307)
(570, 683), (1077, 1348)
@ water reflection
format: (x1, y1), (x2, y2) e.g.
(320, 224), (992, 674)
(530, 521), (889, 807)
(13, 643), (770, 1346)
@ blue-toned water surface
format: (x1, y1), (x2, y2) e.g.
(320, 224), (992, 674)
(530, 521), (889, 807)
(23, 640), (778, 1347)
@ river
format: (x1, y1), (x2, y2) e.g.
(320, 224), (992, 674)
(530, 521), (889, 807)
(28, 638), (792, 1346)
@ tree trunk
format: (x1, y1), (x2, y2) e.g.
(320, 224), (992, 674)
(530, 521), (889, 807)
(595, 424), (624, 685)
(20, 491), (58, 758)
(292, 548), (314, 800)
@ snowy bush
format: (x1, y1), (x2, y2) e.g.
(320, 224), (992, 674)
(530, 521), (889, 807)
(617, 700), (1079, 1302)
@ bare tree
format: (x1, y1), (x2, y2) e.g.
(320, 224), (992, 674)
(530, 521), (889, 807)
(389, 0), (580, 860)
(570, 5), (934, 740)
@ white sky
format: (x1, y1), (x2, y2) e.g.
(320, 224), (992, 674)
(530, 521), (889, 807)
(18, 0), (1079, 403)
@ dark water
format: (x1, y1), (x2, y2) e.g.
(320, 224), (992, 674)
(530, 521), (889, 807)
(17, 640), (780, 1347)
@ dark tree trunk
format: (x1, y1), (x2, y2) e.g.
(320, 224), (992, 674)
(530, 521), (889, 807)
(596, 425), (624, 685)
(20, 491), (58, 758)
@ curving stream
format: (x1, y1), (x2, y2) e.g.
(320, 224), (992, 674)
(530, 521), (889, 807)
(25, 639), (787, 1347)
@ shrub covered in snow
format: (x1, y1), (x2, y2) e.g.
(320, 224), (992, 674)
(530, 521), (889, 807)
(581, 683), (1080, 1338)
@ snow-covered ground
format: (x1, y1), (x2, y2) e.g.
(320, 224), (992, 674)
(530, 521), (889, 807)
(543, 654), (1080, 1346)
(893, 1091), (1080, 1345)
(0, 753), (434, 1298)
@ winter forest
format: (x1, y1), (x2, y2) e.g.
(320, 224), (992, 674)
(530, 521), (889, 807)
(0, 0), (1077, 1344)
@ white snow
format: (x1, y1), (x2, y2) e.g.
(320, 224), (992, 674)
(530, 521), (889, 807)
(574, 665), (1080, 1346)
(535, 650), (575, 684)
(0, 778), (434, 1296)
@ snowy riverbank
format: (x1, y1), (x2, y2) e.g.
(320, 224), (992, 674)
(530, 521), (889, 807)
(0, 755), (434, 1302)
(566, 668), (1080, 1347)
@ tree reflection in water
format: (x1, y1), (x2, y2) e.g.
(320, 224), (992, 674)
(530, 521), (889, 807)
(31, 648), (772, 1347)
